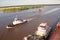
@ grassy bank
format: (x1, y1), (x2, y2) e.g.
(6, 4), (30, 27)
(0, 5), (43, 13)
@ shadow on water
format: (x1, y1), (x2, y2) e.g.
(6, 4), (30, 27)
(46, 18), (60, 40)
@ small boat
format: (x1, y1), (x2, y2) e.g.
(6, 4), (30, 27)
(23, 23), (51, 40)
(6, 18), (27, 29)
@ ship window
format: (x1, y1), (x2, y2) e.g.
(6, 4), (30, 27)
(40, 26), (46, 29)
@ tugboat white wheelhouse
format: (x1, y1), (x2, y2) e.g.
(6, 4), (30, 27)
(6, 17), (27, 29)
(23, 23), (52, 40)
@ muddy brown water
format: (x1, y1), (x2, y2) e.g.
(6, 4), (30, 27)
(0, 6), (60, 40)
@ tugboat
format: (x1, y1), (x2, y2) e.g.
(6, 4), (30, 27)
(6, 17), (27, 29)
(23, 23), (51, 40)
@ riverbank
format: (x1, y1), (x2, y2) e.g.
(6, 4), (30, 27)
(0, 5), (43, 13)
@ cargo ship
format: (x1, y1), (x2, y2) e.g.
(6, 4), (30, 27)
(50, 22), (60, 40)
(23, 23), (51, 40)
(6, 17), (27, 29)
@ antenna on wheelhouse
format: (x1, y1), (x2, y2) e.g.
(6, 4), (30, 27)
(14, 15), (18, 21)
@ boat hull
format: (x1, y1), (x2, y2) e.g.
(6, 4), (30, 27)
(6, 21), (27, 29)
(50, 22), (60, 40)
